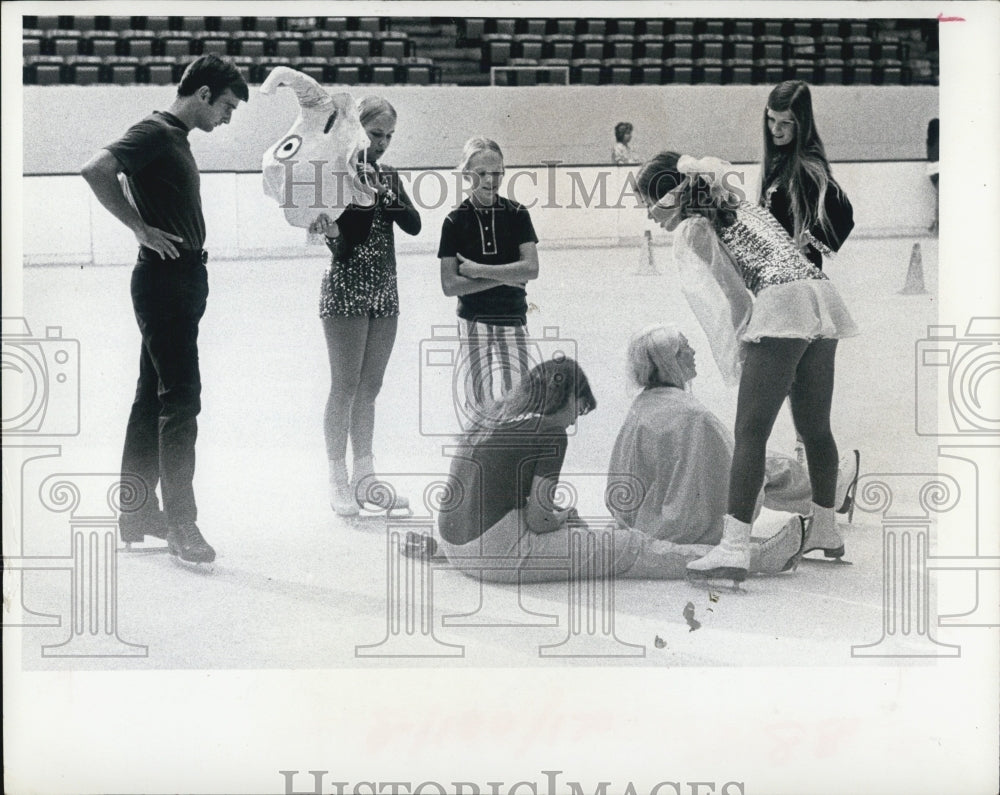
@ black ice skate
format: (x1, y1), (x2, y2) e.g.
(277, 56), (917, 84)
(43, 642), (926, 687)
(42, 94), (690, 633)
(167, 522), (216, 565)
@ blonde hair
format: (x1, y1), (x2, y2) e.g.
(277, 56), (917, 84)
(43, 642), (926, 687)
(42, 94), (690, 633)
(627, 324), (690, 389)
(458, 137), (504, 172)
(357, 96), (397, 126)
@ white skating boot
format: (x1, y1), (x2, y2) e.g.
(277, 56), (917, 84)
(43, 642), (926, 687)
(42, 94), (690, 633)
(352, 455), (410, 514)
(802, 502), (845, 559)
(329, 460), (359, 517)
(749, 516), (804, 574)
(687, 514), (752, 582)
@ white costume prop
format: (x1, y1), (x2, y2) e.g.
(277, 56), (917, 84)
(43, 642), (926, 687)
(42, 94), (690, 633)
(260, 66), (375, 228)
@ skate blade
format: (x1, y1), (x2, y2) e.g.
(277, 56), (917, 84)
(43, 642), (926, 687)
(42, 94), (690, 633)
(121, 541), (171, 555)
(800, 548), (852, 565)
(357, 503), (413, 519)
(686, 574), (747, 594)
(687, 566), (747, 582)
(168, 553), (217, 573)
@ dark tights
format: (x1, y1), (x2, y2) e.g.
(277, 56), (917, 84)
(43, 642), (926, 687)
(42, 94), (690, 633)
(728, 337), (839, 523)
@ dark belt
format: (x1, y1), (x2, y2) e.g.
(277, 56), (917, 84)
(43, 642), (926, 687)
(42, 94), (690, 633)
(139, 246), (208, 265)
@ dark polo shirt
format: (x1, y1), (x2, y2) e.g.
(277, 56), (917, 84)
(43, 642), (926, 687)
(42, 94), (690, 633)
(438, 196), (538, 326)
(105, 111), (205, 251)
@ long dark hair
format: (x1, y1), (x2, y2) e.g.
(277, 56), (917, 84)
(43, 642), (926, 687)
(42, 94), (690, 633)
(761, 81), (842, 246)
(636, 151), (738, 228)
(467, 356), (597, 443)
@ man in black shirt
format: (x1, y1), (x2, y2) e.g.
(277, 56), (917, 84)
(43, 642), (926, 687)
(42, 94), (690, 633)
(82, 55), (248, 564)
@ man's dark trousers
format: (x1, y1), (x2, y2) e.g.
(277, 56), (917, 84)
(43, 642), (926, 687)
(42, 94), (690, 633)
(121, 247), (209, 526)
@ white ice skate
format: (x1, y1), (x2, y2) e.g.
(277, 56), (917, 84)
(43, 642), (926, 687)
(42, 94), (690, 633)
(687, 515), (752, 586)
(352, 456), (412, 519)
(801, 502), (849, 562)
(749, 515), (805, 575)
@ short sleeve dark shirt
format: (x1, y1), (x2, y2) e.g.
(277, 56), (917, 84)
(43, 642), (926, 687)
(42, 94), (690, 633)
(437, 196), (538, 326)
(438, 418), (568, 545)
(105, 111), (205, 251)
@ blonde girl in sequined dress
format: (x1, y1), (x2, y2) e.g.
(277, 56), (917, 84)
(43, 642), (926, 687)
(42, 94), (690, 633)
(635, 151), (858, 583)
(309, 96), (421, 516)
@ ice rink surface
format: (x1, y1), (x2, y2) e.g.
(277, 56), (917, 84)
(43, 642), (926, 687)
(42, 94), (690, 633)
(15, 233), (950, 668)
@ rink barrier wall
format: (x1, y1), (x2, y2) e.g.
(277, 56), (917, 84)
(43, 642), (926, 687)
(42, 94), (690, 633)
(23, 84), (938, 174)
(24, 161), (936, 266)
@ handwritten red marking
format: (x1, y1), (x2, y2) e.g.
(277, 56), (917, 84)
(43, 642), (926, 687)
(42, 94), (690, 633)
(937, 12), (966, 21)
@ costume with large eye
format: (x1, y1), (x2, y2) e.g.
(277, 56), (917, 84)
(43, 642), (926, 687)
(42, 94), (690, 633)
(260, 66), (375, 228)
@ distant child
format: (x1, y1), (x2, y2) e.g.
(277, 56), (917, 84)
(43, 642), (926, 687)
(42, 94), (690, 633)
(613, 121), (637, 165)
(438, 137), (539, 422)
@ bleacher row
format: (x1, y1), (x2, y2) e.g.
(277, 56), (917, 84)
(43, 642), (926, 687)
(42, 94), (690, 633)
(470, 18), (938, 86)
(22, 15), (937, 88)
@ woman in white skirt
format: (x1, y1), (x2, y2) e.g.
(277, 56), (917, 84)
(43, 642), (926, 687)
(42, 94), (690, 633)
(635, 152), (858, 582)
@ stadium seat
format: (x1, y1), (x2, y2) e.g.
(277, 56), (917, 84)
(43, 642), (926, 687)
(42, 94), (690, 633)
(333, 57), (364, 84)
(574, 34), (606, 60)
(50, 31), (84, 57)
(515, 35), (545, 60)
(816, 35), (844, 59)
(24, 55), (64, 85)
(217, 17), (244, 34)
(673, 20), (695, 36)
(343, 32), (375, 58)
(142, 16), (170, 32)
(757, 58), (785, 83)
(667, 34), (694, 60)
(492, 19), (517, 36)
(304, 32), (338, 59)
(142, 56), (176, 85)
(67, 55), (102, 85)
(521, 20), (547, 37)
(667, 58), (695, 83)
(876, 58), (903, 85)
(570, 58), (602, 85)
(292, 57), (327, 83)
(873, 37), (903, 60)
(24, 38), (42, 57)
(727, 58), (754, 84)
(637, 35), (665, 60)
(544, 34), (575, 60)
(375, 31), (409, 59)
(179, 17), (206, 32)
(788, 21), (814, 37)
(255, 17), (279, 33)
(106, 56), (141, 84)
(356, 17), (382, 33)
(603, 58), (634, 85)
(612, 20), (637, 37)
(732, 20), (754, 37)
(696, 57), (724, 84)
(71, 16), (97, 31)
(725, 33), (754, 60)
(232, 31), (267, 58)
(844, 35), (874, 59)
(698, 33), (725, 60)
(606, 34), (635, 60)
(200, 38), (230, 56)
(119, 30), (154, 58)
(847, 58), (874, 84)
(85, 33), (119, 57)
(756, 35), (784, 60)
(703, 20), (727, 37)
(819, 58), (845, 84)
(642, 20), (666, 37)
(760, 20), (784, 37)
(368, 56), (398, 84)
(818, 21), (842, 38)
(787, 35), (816, 59)
(845, 21), (872, 38)
(323, 18), (349, 33)
(482, 34), (513, 66)
(633, 58), (663, 84)
(537, 59), (570, 84)
(458, 19), (486, 44)
(160, 33), (195, 58)
(552, 20), (576, 36)
(401, 56), (435, 85)
(787, 59), (817, 82)
(579, 20), (606, 36)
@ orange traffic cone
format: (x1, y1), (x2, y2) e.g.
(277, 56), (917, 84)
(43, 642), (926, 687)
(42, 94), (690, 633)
(899, 242), (928, 295)
(634, 229), (660, 275)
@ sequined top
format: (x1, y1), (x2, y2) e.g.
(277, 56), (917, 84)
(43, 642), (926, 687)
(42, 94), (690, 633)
(717, 203), (827, 296)
(319, 198), (399, 318)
